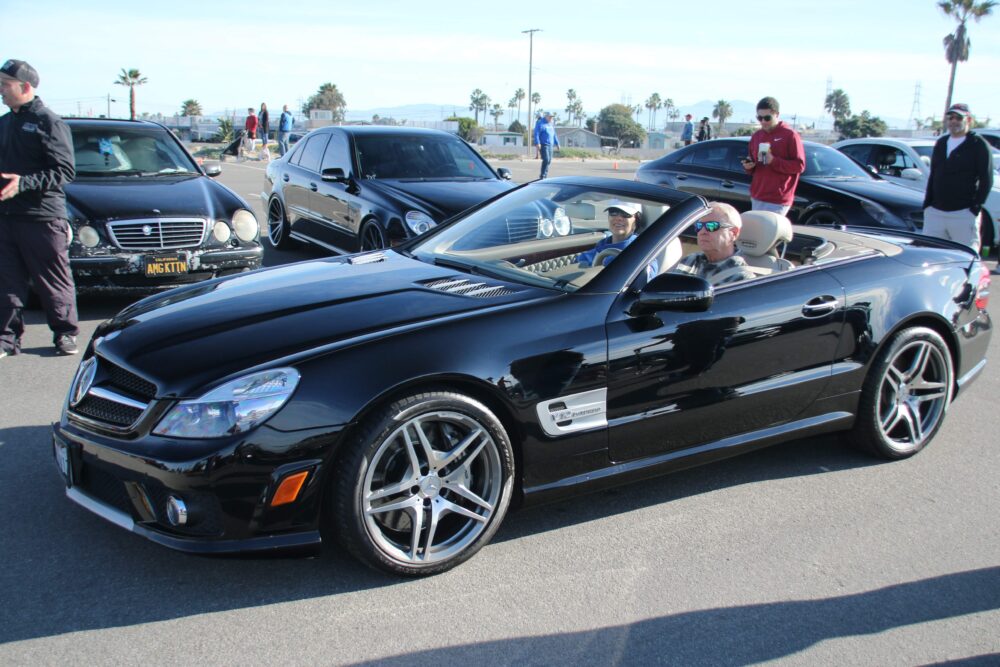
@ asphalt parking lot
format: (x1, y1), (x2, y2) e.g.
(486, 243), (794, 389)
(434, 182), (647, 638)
(0, 158), (998, 665)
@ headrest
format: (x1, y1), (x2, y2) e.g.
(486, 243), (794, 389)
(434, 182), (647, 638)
(737, 210), (793, 258)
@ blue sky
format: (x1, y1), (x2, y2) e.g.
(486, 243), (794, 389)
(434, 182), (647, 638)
(5, 0), (1000, 127)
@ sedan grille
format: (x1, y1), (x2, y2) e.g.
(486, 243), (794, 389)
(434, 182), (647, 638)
(421, 277), (517, 298)
(68, 358), (155, 431)
(106, 218), (208, 250)
(73, 393), (144, 427)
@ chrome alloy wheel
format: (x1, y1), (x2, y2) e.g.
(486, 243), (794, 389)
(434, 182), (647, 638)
(876, 339), (950, 450)
(267, 198), (288, 248)
(362, 410), (503, 566)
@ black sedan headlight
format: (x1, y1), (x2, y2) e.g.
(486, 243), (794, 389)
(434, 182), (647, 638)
(405, 211), (437, 235)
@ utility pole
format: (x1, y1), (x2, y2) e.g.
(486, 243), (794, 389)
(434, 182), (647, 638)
(523, 28), (541, 156)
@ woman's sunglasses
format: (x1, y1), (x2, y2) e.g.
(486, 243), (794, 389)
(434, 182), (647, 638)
(693, 221), (731, 232)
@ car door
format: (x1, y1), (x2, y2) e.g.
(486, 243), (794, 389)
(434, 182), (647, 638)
(310, 130), (357, 249)
(605, 266), (845, 463)
(284, 133), (330, 241)
(717, 145), (755, 211)
(667, 142), (736, 201)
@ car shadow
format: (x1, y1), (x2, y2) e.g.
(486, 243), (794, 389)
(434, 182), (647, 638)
(0, 422), (879, 644)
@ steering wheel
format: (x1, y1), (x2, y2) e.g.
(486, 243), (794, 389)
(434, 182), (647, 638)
(591, 247), (621, 267)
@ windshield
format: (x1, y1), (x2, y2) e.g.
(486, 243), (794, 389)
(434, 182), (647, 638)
(71, 126), (197, 175)
(355, 133), (496, 180)
(804, 144), (872, 178)
(410, 183), (675, 292)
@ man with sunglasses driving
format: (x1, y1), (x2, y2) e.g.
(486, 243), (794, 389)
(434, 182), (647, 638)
(741, 97), (804, 216)
(673, 202), (754, 285)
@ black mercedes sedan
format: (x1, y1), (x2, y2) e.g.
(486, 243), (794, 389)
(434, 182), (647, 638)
(65, 119), (262, 290)
(263, 126), (516, 253)
(53, 177), (991, 576)
(636, 138), (926, 230)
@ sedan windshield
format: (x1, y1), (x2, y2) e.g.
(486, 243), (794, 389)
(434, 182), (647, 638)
(804, 144), (872, 179)
(355, 134), (496, 180)
(410, 183), (676, 292)
(71, 127), (198, 176)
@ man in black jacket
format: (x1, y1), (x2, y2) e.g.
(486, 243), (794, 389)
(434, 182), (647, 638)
(0, 59), (79, 358)
(922, 103), (994, 255)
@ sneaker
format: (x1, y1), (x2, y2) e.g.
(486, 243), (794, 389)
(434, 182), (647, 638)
(55, 335), (78, 355)
(0, 349), (7, 360)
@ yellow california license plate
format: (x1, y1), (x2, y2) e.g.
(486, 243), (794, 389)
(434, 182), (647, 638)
(144, 254), (188, 277)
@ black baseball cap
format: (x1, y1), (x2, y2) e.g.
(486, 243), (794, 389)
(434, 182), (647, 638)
(0, 59), (39, 87)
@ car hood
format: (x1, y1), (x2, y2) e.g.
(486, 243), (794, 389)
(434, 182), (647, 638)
(372, 178), (515, 220)
(92, 251), (544, 397)
(804, 176), (924, 209)
(66, 175), (243, 222)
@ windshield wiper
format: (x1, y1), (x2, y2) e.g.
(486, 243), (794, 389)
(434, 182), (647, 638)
(75, 169), (145, 177)
(151, 169), (199, 176)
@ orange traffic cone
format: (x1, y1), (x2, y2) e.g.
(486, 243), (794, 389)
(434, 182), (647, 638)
(613, 161), (618, 170)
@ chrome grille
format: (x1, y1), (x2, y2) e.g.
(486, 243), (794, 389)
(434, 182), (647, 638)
(68, 357), (154, 431)
(107, 218), (207, 250)
(421, 277), (517, 298)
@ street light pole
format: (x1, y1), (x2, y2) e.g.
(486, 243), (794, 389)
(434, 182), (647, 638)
(522, 28), (540, 157)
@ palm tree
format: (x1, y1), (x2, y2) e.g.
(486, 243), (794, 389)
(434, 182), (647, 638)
(824, 89), (851, 130)
(514, 88), (526, 125)
(939, 0), (997, 117)
(531, 92), (541, 108)
(469, 89), (487, 125)
(712, 99), (733, 132)
(490, 103), (504, 130)
(644, 93), (662, 130)
(507, 97), (517, 125)
(663, 98), (678, 129)
(180, 99), (202, 117)
(114, 68), (148, 121)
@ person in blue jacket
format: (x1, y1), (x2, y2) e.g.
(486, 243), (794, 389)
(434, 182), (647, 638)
(577, 200), (657, 277)
(533, 112), (560, 179)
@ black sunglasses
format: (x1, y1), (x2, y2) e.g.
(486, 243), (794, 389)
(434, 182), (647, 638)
(756, 114), (773, 122)
(608, 209), (635, 218)
(693, 221), (731, 232)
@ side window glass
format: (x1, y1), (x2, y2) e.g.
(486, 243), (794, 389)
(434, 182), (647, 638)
(840, 145), (871, 166)
(320, 132), (350, 174)
(297, 135), (330, 173)
(688, 144), (730, 169)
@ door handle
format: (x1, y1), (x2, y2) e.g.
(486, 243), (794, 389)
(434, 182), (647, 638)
(675, 174), (688, 180)
(721, 180), (734, 188)
(282, 174), (289, 182)
(802, 295), (838, 318)
(309, 183), (318, 192)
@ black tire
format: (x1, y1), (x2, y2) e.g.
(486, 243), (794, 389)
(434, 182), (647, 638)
(267, 197), (297, 250)
(801, 208), (845, 227)
(360, 220), (387, 251)
(846, 326), (953, 459)
(331, 391), (514, 576)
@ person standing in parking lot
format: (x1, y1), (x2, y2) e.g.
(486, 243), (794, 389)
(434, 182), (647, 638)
(922, 103), (993, 256)
(533, 111), (559, 179)
(277, 104), (293, 157)
(741, 97), (804, 216)
(258, 102), (270, 144)
(681, 114), (694, 145)
(697, 117), (712, 142)
(0, 59), (79, 358)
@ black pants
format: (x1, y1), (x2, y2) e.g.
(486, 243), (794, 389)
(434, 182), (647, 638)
(0, 218), (79, 353)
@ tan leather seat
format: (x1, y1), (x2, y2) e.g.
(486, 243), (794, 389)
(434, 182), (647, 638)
(737, 211), (794, 276)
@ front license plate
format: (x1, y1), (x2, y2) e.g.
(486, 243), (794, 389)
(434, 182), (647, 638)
(53, 435), (71, 485)
(144, 254), (188, 277)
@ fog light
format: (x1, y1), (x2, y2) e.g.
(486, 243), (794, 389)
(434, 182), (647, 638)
(79, 225), (100, 248)
(213, 220), (232, 243)
(166, 496), (188, 526)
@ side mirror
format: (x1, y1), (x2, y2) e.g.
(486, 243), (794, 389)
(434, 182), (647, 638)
(321, 167), (348, 182)
(203, 162), (222, 177)
(900, 167), (922, 181)
(629, 272), (713, 315)
(496, 167), (513, 180)
(864, 164), (878, 176)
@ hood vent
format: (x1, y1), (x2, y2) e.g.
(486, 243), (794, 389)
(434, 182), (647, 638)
(349, 252), (387, 265)
(421, 277), (517, 298)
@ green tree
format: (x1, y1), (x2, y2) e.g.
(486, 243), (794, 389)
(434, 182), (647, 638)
(596, 104), (646, 147)
(565, 89), (585, 127)
(490, 103), (504, 130)
(514, 88), (526, 125)
(644, 93), (662, 130)
(824, 88), (852, 131)
(213, 117), (234, 143)
(939, 0), (997, 117)
(507, 96), (517, 125)
(712, 99), (733, 132)
(663, 98), (678, 128)
(836, 111), (888, 139)
(180, 99), (202, 117)
(531, 92), (541, 114)
(508, 119), (525, 134)
(446, 116), (482, 143)
(303, 83), (347, 122)
(114, 68), (147, 121)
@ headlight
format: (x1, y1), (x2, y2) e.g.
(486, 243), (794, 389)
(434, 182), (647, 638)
(405, 211), (436, 235)
(232, 209), (259, 241)
(212, 220), (232, 243)
(553, 207), (571, 236)
(153, 368), (300, 439)
(78, 225), (99, 247)
(538, 217), (554, 238)
(860, 199), (906, 228)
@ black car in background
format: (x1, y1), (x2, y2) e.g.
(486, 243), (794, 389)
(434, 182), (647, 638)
(65, 119), (262, 290)
(263, 126), (517, 253)
(636, 138), (926, 230)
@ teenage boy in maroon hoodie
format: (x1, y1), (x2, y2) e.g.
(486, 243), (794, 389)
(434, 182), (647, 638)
(741, 97), (804, 216)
